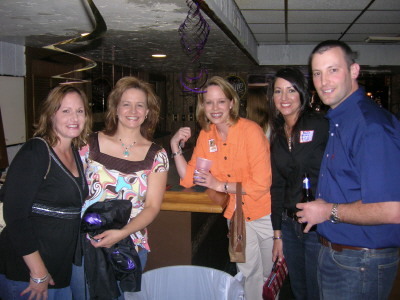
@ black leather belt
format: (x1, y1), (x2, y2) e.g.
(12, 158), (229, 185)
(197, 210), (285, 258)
(318, 235), (384, 252)
(283, 208), (299, 221)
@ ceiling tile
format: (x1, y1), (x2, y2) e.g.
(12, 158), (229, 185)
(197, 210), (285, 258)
(358, 11), (400, 23)
(370, 0), (400, 10)
(287, 0), (370, 10)
(249, 24), (285, 34)
(287, 33), (343, 42)
(288, 11), (360, 23)
(235, 0), (284, 10)
(349, 24), (400, 34)
(288, 24), (348, 34)
(241, 11), (284, 23)
(253, 34), (287, 43)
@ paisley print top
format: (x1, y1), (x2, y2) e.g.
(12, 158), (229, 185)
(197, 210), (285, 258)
(80, 132), (169, 251)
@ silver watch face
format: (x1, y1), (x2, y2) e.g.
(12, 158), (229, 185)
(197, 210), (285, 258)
(329, 215), (338, 224)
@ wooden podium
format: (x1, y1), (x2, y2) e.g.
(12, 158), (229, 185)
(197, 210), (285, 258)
(145, 186), (228, 271)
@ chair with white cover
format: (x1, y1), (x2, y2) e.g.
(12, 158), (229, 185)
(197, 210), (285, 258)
(125, 265), (245, 300)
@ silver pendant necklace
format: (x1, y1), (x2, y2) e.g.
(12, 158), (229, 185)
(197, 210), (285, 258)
(284, 124), (292, 152)
(119, 138), (136, 157)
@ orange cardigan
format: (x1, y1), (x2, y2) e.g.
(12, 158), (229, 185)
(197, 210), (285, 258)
(181, 118), (272, 221)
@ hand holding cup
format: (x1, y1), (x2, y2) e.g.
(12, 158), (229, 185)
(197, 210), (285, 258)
(193, 157), (212, 184)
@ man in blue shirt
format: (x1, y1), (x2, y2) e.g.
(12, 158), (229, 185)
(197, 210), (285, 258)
(297, 40), (400, 300)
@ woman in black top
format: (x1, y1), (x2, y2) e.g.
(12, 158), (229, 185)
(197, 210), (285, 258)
(0, 85), (91, 300)
(270, 67), (329, 300)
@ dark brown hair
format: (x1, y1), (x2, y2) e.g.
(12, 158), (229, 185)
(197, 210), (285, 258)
(310, 40), (357, 68)
(269, 67), (310, 144)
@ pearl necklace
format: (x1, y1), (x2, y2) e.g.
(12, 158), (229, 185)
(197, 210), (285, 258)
(119, 138), (136, 157)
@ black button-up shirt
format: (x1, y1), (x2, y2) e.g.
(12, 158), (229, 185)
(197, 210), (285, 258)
(271, 110), (329, 230)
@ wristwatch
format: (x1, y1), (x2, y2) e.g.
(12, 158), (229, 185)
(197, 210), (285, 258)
(329, 203), (340, 224)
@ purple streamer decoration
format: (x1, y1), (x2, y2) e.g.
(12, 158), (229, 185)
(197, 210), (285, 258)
(178, 0), (210, 93)
(178, 0), (210, 62)
(180, 62), (208, 93)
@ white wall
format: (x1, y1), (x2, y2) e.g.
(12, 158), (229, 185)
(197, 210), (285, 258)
(0, 42), (25, 76)
(0, 42), (26, 165)
(0, 76), (26, 145)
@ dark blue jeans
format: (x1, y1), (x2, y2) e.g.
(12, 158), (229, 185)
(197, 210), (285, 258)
(282, 216), (321, 300)
(0, 273), (72, 300)
(318, 245), (399, 300)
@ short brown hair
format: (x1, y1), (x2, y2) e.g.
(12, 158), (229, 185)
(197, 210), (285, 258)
(34, 84), (92, 148)
(310, 40), (357, 68)
(104, 76), (160, 140)
(196, 76), (240, 131)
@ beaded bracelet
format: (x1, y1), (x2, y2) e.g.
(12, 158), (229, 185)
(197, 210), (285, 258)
(30, 273), (49, 284)
(272, 236), (282, 240)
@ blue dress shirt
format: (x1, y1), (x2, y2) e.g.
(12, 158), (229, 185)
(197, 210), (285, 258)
(317, 88), (400, 248)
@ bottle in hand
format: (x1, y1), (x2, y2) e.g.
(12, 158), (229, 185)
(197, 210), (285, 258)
(301, 173), (316, 231)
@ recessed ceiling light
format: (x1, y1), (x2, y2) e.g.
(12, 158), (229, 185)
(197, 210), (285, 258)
(152, 54), (167, 58)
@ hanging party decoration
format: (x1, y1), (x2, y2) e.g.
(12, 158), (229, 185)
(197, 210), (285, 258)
(178, 0), (210, 93)
(43, 0), (107, 83)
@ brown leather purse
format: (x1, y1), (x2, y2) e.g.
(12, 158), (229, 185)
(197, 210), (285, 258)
(228, 182), (246, 263)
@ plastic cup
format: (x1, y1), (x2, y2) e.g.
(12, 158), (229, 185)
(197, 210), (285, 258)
(193, 157), (212, 184)
(196, 157), (212, 172)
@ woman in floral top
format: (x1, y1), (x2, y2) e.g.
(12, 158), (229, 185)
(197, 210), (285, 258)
(75, 76), (168, 299)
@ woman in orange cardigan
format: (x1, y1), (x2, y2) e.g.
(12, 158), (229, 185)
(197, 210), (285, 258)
(170, 76), (274, 300)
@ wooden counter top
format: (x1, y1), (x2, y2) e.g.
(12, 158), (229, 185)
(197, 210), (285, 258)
(161, 187), (223, 213)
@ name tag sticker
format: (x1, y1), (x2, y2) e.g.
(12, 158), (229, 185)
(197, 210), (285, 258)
(209, 139), (218, 152)
(300, 130), (314, 143)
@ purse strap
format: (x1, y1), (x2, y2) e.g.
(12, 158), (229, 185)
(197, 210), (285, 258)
(235, 182), (244, 239)
(236, 182), (242, 213)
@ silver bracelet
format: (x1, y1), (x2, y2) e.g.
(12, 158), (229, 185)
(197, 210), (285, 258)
(171, 146), (182, 158)
(272, 236), (282, 240)
(30, 273), (49, 284)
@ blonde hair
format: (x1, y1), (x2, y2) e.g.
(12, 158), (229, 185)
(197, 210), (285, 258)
(34, 84), (92, 148)
(104, 76), (160, 140)
(196, 76), (240, 131)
